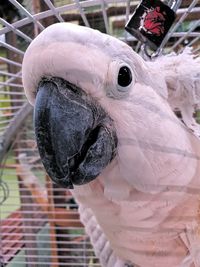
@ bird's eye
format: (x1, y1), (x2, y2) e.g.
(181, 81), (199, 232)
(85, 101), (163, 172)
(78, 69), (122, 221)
(106, 61), (134, 98)
(117, 66), (132, 88)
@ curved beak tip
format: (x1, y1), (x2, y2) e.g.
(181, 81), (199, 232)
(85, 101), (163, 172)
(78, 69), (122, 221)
(34, 77), (117, 188)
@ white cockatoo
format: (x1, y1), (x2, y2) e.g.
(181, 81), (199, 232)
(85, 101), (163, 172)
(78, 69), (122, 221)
(22, 23), (200, 267)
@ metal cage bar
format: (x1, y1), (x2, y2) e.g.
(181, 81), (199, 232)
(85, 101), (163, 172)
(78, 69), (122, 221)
(8, 0), (45, 31)
(171, 19), (200, 50)
(0, 18), (32, 43)
(43, 0), (65, 22)
(74, 0), (90, 27)
(100, 0), (109, 34)
(0, 2), (199, 267)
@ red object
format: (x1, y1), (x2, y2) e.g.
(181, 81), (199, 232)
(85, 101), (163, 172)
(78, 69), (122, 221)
(141, 7), (166, 36)
(125, 0), (176, 49)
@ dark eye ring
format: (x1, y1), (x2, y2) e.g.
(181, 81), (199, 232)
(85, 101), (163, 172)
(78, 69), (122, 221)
(118, 66), (132, 88)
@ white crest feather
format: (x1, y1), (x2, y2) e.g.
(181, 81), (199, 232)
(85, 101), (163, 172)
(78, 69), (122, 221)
(151, 48), (200, 137)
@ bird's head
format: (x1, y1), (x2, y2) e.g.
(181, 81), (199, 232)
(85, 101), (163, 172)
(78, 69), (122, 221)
(22, 23), (194, 193)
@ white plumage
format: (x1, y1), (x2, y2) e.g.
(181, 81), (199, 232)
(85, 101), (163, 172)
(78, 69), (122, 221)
(150, 49), (200, 137)
(22, 23), (200, 267)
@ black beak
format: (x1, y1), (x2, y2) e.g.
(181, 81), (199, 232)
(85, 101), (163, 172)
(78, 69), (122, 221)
(34, 77), (117, 189)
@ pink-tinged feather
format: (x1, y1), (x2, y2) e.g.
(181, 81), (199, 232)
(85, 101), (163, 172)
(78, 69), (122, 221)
(22, 23), (200, 267)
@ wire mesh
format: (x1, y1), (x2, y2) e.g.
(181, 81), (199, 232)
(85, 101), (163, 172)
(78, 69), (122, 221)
(0, 115), (101, 267)
(0, 0), (199, 266)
